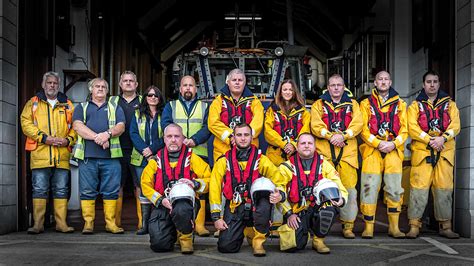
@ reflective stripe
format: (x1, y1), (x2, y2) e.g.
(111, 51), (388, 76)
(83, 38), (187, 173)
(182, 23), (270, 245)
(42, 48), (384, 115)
(130, 111), (147, 166)
(210, 203), (222, 212)
(221, 130), (231, 141)
(419, 131), (427, 139)
(346, 129), (354, 137)
(446, 129), (454, 137)
(151, 192), (161, 204)
(396, 135), (403, 144)
(368, 134), (375, 143)
(321, 128), (328, 137)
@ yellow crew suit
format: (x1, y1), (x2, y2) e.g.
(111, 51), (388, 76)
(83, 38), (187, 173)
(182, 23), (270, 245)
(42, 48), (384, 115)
(264, 104), (310, 166)
(310, 90), (362, 237)
(406, 89), (460, 237)
(278, 152), (348, 253)
(208, 85), (264, 162)
(141, 147), (211, 253)
(209, 145), (283, 255)
(359, 88), (407, 238)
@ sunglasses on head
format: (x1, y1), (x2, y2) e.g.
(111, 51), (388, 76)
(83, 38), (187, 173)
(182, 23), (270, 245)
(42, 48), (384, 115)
(147, 93), (159, 98)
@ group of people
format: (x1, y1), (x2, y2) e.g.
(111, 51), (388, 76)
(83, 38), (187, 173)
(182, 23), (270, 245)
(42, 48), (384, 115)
(20, 67), (460, 257)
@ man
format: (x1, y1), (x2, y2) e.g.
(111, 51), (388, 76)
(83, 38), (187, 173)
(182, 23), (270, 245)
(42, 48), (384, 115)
(110, 71), (142, 230)
(73, 78), (126, 234)
(359, 70), (407, 239)
(208, 68), (264, 162)
(279, 133), (348, 253)
(162, 75), (211, 236)
(21, 71), (77, 234)
(141, 124), (211, 254)
(210, 123), (283, 257)
(311, 74), (362, 238)
(406, 70), (460, 239)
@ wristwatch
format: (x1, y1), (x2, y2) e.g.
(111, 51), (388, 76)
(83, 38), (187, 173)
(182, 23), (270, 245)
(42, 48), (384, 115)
(107, 130), (112, 138)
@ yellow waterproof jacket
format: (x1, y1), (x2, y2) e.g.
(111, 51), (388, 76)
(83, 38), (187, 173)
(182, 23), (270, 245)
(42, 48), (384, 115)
(208, 86), (264, 160)
(408, 91), (460, 167)
(141, 152), (211, 205)
(20, 91), (77, 170)
(209, 151), (284, 217)
(359, 88), (408, 159)
(264, 105), (310, 165)
(278, 156), (348, 215)
(311, 93), (363, 169)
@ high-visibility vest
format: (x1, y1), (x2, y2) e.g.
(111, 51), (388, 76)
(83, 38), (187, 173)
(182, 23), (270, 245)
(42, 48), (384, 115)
(25, 96), (74, 151)
(171, 100), (208, 157)
(130, 110), (162, 166)
(73, 100), (123, 160)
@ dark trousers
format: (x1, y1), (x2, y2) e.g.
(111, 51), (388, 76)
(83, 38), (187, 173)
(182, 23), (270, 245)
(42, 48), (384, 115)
(288, 205), (339, 251)
(148, 199), (197, 252)
(217, 198), (272, 253)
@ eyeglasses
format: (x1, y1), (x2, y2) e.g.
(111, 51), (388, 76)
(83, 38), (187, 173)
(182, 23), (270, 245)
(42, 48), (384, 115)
(147, 94), (159, 98)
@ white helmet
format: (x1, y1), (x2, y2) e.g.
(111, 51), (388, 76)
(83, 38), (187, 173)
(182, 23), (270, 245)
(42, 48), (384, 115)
(168, 181), (195, 206)
(250, 177), (276, 202)
(313, 178), (340, 205)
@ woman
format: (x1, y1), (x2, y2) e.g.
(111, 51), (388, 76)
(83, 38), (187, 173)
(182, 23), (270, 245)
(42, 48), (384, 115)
(130, 85), (165, 235)
(264, 79), (310, 166)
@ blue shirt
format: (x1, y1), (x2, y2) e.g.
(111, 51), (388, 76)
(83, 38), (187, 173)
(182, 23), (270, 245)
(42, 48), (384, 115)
(73, 101), (126, 159)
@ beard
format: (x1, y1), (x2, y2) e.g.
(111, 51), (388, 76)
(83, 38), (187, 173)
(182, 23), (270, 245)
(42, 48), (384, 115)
(236, 142), (251, 150)
(183, 91), (194, 101)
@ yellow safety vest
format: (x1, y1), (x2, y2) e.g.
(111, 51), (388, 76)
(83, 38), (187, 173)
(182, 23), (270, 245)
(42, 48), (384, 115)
(171, 100), (208, 157)
(73, 100), (123, 160)
(130, 111), (162, 166)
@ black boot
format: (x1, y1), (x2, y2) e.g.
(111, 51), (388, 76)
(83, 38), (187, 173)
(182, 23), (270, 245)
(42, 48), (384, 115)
(136, 204), (151, 235)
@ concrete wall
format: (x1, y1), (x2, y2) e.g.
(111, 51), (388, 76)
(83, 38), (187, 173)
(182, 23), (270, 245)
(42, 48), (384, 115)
(455, 0), (474, 238)
(0, 0), (18, 234)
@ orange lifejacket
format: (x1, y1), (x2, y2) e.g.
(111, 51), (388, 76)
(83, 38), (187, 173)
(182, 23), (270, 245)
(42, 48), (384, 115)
(222, 145), (261, 201)
(25, 96), (74, 151)
(321, 102), (352, 132)
(273, 105), (304, 140)
(368, 95), (400, 140)
(417, 100), (450, 134)
(154, 145), (194, 195)
(287, 152), (324, 205)
(220, 97), (254, 129)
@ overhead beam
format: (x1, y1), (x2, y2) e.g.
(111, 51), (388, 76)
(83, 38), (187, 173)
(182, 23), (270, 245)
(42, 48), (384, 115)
(294, 28), (327, 63)
(138, 0), (176, 30)
(161, 21), (213, 62)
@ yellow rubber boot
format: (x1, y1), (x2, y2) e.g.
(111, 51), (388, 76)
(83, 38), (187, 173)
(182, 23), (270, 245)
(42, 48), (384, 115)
(115, 196), (123, 227)
(312, 236), (330, 254)
(406, 219), (422, 239)
(178, 231), (194, 254)
(53, 199), (74, 233)
(81, 200), (96, 234)
(27, 198), (47, 234)
(388, 214), (405, 238)
(136, 196), (142, 230)
(244, 226), (255, 247)
(342, 221), (355, 239)
(195, 199), (210, 236)
(252, 228), (267, 257)
(104, 200), (124, 234)
(439, 220), (459, 239)
(362, 221), (374, 239)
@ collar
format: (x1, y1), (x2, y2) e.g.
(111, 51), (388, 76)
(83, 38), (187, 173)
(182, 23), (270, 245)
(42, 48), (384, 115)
(236, 147), (252, 161)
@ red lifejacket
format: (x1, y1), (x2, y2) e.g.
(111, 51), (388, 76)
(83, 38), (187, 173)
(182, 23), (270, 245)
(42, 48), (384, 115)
(287, 152), (324, 205)
(222, 145), (261, 201)
(368, 95), (401, 140)
(273, 106), (304, 140)
(154, 145), (194, 195)
(220, 96), (254, 129)
(417, 100), (450, 134)
(321, 102), (352, 132)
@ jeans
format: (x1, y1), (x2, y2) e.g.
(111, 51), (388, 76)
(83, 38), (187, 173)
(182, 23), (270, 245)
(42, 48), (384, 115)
(134, 166), (151, 203)
(79, 158), (121, 200)
(32, 168), (70, 199)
